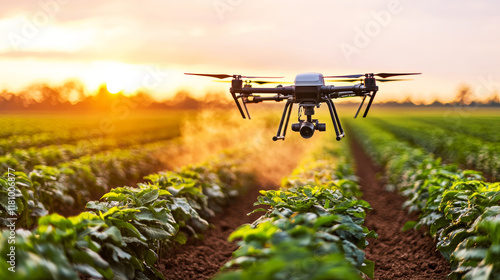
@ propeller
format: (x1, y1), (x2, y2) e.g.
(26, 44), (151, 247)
(324, 72), (421, 79)
(214, 80), (292, 85)
(185, 73), (284, 79)
(325, 78), (413, 83)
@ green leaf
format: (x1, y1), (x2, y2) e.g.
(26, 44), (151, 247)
(92, 226), (123, 244)
(463, 265), (493, 280)
(402, 221), (417, 232)
(453, 248), (487, 261)
(106, 217), (147, 241)
(359, 259), (375, 279)
(138, 188), (159, 206)
(73, 263), (103, 278)
(136, 224), (171, 240)
(247, 208), (267, 215)
(174, 231), (187, 245)
(313, 215), (339, 229)
(101, 192), (128, 202)
(107, 243), (132, 262)
(86, 201), (109, 213)
(145, 249), (158, 266)
(83, 248), (110, 269)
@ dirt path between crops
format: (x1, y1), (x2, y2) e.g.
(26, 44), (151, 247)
(157, 182), (272, 280)
(349, 136), (450, 280)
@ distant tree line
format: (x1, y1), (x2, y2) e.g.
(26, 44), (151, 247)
(0, 81), (498, 112)
(377, 84), (500, 107)
(0, 81), (232, 112)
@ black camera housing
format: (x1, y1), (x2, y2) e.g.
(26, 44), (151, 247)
(291, 119), (326, 139)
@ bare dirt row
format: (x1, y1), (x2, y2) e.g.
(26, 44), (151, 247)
(158, 183), (271, 279)
(349, 137), (450, 279)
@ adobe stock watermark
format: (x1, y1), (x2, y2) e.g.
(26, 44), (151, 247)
(6, 167), (17, 273)
(443, 74), (500, 123)
(473, 75), (500, 103)
(213, 0), (244, 21)
(142, 65), (170, 91)
(7, 0), (71, 50)
(340, 0), (405, 64)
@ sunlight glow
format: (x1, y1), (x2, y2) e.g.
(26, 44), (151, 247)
(83, 61), (144, 95)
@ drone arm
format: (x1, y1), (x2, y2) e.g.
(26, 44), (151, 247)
(321, 84), (365, 95)
(321, 84), (378, 97)
(232, 86), (295, 95)
(245, 95), (290, 103)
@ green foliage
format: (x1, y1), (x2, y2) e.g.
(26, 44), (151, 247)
(0, 171), (48, 228)
(348, 118), (500, 280)
(0, 114), (183, 216)
(216, 141), (376, 280)
(369, 117), (500, 181)
(0, 212), (113, 280)
(216, 241), (363, 280)
(0, 153), (253, 279)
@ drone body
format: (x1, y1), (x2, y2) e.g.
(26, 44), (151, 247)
(185, 72), (420, 141)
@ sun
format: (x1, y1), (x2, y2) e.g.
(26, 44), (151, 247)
(106, 76), (124, 94)
(82, 61), (144, 95)
(105, 62), (143, 94)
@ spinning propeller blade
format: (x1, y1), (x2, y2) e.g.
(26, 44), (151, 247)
(213, 80), (292, 85)
(185, 73), (233, 79)
(325, 78), (413, 83)
(324, 72), (421, 79)
(375, 72), (421, 78)
(376, 78), (413, 82)
(185, 73), (284, 79)
(242, 76), (285, 79)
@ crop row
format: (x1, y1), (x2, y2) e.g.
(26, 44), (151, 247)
(0, 152), (253, 279)
(215, 140), (376, 280)
(417, 116), (500, 143)
(347, 119), (500, 279)
(367, 117), (500, 180)
(0, 116), (99, 139)
(0, 128), (179, 173)
(0, 116), (180, 156)
(0, 140), (176, 227)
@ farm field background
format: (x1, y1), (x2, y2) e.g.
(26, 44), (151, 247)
(2, 1), (500, 279)
(1, 105), (499, 279)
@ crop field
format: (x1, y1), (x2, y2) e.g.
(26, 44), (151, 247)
(0, 106), (499, 280)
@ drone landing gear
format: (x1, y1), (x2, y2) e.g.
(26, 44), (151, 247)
(354, 90), (378, 118)
(273, 99), (294, 141)
(325, 99), (345, 141)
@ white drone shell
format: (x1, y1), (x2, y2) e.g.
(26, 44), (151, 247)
(294, 73), (325, 86)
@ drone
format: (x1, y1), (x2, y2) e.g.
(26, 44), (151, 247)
(185, 72), (421, 141)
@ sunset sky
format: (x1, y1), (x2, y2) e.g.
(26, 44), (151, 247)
(0, 0), (499, 103)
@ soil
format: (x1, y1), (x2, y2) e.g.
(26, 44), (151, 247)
(157, 183), (272, 280)
(349, 136), (450, 280)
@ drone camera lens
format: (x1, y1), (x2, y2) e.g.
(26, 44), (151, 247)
(299, 122), (315, 139)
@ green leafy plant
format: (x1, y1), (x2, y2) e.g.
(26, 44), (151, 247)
(347, 118), (500, 280)
(216, 140), (376, 280)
